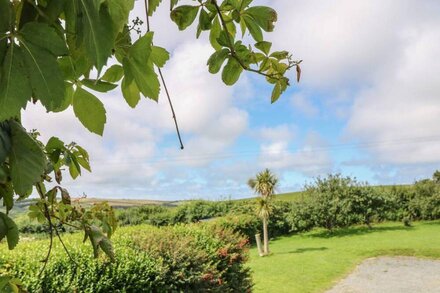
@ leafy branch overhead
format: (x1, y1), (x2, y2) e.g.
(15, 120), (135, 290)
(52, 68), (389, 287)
(170, 0), (302, 103)
(0, 0), (299, 264)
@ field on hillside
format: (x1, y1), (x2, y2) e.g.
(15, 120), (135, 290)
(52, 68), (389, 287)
(249, 221), (440, 293)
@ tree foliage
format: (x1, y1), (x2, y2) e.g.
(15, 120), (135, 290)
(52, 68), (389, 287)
(0, 0), (299, 277)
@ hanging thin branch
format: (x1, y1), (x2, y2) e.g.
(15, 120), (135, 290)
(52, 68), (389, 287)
(144, 0), (184, 150)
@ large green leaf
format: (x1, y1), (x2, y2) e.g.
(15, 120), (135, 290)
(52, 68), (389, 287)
(151, 46), (170, 68)
(0, 183), (13, 212)
(0, 0), (11, 63)
(20, 41), (65, 111)
(20, 22), (68, 56)
(0, 123), (11, 163)
(148, 0), (162, 16)
(0, 45), (32, 121)
(243, 15), (262, 42)
(245, 6), (277, 32)
(123, 33), (160, 101)
(209, 17), (222, 50)
(86, 225), (115, 261)
(78, 0), (114, 72)
(9, 121), (46, 196)
(107, 0), (135, 35)
(73, 87), (107, 135)
(171, 5), (199, 30)
(101, 64), (124, 83)
(222, 57), (243, 85)
(0, 212), (19, 250)
(121, 77), (141, 108)
(207, 48), (229, 74)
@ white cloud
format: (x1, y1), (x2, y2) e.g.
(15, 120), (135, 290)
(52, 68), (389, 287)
(258, 128), (333, 176)
(290, 93), (319, 117)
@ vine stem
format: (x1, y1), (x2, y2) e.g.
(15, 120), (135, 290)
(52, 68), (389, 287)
(144, 0), (184, 150)
(36, 183), (54, 278)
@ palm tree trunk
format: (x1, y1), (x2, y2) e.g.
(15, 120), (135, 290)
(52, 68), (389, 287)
(255, 233), (264, 256)
(263, 217), (269, 255)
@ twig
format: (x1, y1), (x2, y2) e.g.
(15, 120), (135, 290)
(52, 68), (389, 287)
(144, 0), (184, 149)
(211, 0), (299, 81)
(36, 183), (54, 278)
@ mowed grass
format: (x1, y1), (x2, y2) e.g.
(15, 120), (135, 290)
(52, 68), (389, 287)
(249, 221), (440, 293)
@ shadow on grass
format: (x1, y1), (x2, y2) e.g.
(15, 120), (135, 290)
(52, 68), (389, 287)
(309, 225), (413, 239)
(278, 247), (328, 255)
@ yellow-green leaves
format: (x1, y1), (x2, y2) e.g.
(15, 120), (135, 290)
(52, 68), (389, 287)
(171, 5), (200, 30)
(222, 57), (243, 85)
(84, 225), (115, 261)
(245, 6), (277, 32)
(73, 88), (107, 135)
(101, 64), (124, 83)
(207, 48), (230, 74)
(121, 78), (141, 108)
(123, 33), (161, 101)
(0, 212), (19, 250)
(9, 121), (46, 196)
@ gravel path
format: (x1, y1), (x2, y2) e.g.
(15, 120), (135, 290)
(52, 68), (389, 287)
(326, 256), (440, 293)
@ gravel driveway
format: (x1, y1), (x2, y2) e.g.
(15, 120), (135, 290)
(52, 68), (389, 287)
(326, 256), (440, 293)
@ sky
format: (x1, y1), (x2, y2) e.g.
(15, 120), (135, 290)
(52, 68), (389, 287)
(22, 0), (440, 200)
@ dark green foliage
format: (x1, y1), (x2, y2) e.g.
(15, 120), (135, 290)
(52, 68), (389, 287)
(1, 225), (252, 292)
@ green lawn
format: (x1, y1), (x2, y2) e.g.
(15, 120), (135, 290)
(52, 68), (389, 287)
(249, 221), (440, 293)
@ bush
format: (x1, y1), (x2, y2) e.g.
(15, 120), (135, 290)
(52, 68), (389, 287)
(0, 224), (252, 292)
(288, 174), (387, 231)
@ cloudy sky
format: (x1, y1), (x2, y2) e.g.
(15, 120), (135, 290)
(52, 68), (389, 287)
(22, 0), (440, 200)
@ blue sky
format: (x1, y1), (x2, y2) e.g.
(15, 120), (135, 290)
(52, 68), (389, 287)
(22, 0), (440, 200)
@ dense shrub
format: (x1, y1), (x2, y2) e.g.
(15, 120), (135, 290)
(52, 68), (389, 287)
(211, 202), (291, 243)
(385, 180), (440, 222)
(0, 225), (252, 292)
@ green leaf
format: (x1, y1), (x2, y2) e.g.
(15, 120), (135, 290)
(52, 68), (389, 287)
(243, 15), (262, 42)
(121, 77), (141, 108)
(217, 31), (232, 47)
(20, 41), (65, 112)
(82, 79), (118, 92)
(46, 137), (64, 152)
(20, 22), (68, 56)
(0, 123), (11, 164)
(148, 0), (163, 16)
(170, 5), (199, 30)
(123, 33), (160, 101)
(9, 121), (46, 196)
(0, 183), (13, 212)
(87, 225), (115, 261)
(73, 87), (107, 135)
(53, 82), (74, 113)
(270, 50), (289, 60)
(245, 6), (277, 32)
(0, 45), (32, 121)
(209, 17), (222, 50)
(151, 46), (170, 68)
(207, 48), (229, 74)
(222, 57), (243, 85)
(0, 212), (19, 250)
(271, 78), (288, 103)
(197, 9), (212, 37)
(0, 0), (11, 63)
(78, 0), (114, 72)
(107, 0), (135, 35)
(101, 65), (124, 83)
(255, 41), (272, 55)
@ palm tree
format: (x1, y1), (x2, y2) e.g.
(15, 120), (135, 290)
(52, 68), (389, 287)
(247, 168), (278, 256)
